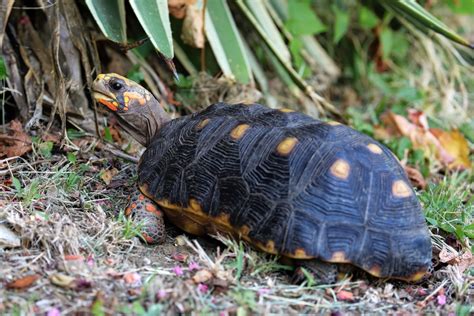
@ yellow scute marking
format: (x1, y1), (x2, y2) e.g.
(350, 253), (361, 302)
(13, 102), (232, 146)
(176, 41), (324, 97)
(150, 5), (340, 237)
(327, 121), (342, 126)
(367, 143), (383, 154)
(276, 137), (298, 156)
(368, 265), (381, 277)
(279, 108), (295, 113)
(196, 119), (210, 130)
(330, 251), (349, 263)
(330, 159), (350, 179)
(392, 180), (412, 198)
(230, 124), (250, 140)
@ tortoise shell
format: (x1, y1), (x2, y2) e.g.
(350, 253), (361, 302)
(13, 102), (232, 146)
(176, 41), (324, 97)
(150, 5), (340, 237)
(138, 103), (432, 280)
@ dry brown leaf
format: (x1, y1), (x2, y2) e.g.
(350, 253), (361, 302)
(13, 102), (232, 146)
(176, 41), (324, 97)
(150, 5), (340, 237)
(169, 0), (196, 19)
(100, 168), (118, 185)
(430, 129), (471, 170)
(0, 119), (32, 158)
(6, 274), (40, 290)
(380, 111), (471, 170)
(0, 223), (21, 249)
(181, 3), (205, 48)
(192, 269), (213, 283)
(439, 246), (458, 263)
(404, 166), (427, 190)
(50, 273), (76, 289)
(123, 272), (141, 286)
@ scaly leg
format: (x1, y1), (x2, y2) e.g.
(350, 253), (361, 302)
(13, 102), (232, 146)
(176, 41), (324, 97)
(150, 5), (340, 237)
(125, 190), (166, 244)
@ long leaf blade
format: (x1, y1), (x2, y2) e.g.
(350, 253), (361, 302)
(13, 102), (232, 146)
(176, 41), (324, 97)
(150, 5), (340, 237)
(205, 0), (253, 84)
(86, 0), (126, 43)
(129, 0), (174, 59)
(382, 0), (473, 48)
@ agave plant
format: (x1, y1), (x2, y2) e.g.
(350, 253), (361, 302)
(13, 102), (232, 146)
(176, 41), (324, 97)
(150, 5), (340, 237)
(86, 0), (472, 116)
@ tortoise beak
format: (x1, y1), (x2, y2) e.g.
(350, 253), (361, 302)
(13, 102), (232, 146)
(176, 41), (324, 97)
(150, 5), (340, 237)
(92, 77), (119, 111)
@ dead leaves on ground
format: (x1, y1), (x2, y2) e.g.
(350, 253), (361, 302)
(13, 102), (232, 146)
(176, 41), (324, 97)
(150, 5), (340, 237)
(0, 120), (31, 158)
(5, 274), (40, 290)
(377, 110), (471, 171)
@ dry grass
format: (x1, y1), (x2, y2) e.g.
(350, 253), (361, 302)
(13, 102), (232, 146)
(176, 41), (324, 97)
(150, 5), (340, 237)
(1, 141), (472, 315)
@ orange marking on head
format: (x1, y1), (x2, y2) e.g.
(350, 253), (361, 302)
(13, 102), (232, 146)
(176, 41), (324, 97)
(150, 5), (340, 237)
(330, 159), (350, 180)
(99, 99), (118, 111)
(123, 91), (146, 106)
(392, 180), (412, 198)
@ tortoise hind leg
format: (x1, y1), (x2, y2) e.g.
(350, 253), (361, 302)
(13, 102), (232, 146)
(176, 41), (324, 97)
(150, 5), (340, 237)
(292, 260), (338, 284)
(125, 190), (166, 244)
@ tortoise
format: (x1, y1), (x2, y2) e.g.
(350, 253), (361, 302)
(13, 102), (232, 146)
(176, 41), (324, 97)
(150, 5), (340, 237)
(92, 73), (432, 283)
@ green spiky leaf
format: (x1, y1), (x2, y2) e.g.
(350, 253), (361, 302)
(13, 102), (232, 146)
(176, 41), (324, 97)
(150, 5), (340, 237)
(129, 0), (174, 59)
(85, 0), (126, 43)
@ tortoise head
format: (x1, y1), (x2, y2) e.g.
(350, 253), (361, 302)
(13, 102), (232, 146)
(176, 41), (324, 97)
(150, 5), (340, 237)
(92, 73), (170, 146)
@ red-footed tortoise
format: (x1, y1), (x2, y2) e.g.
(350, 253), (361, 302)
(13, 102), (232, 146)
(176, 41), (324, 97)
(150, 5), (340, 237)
(92, 73), (432, 283)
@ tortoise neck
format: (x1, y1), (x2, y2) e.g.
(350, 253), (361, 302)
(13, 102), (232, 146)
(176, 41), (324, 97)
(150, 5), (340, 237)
(116, 96), (172, 147)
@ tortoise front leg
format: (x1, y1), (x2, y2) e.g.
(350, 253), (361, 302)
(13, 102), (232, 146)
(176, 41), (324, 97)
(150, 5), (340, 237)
(125, 190), (166, 244)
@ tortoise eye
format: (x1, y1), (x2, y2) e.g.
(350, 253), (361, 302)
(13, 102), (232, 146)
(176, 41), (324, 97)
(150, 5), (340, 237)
(110, 81), (123, 91)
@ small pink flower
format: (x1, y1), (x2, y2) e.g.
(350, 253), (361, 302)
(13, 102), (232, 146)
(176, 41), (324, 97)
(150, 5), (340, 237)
(257, 288), (270, 296)
(173, 265), (184, 276)
(87, 255), (94, 267)
(47, 308), (61, 316)
(188, 261), (200, 271)
(437, 294), (446, 306)
(157, 289), (167, 300)
(197, 283), (208, 293)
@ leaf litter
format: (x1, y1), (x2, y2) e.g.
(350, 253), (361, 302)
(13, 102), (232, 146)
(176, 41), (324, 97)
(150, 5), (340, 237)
(0, 129), (472, 314)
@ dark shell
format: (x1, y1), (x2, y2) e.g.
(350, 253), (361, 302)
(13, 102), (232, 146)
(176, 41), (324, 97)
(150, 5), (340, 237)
(138, 103), (432, 279)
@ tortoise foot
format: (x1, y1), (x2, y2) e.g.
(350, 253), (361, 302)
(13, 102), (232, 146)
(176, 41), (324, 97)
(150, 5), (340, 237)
(125, 191), (166, 244)
(292, 260), (338, 285)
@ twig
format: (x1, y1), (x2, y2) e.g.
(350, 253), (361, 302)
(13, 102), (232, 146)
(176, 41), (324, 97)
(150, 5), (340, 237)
(101, 143), (139, 164)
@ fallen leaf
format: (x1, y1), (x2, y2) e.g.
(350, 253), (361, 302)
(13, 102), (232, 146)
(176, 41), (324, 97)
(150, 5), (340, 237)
(404, 166), (427, 190)
(336, 290), (354, 301)
(0, 119), (32, 158)
(430, 129), (471, 170)
(123, 272), (141, 287)
(6, 274), (40, 290)
(100, 168), (118, 185)
(181, 3), (205, 48)
(0, 223), (21, 249)
(439, 246), (458, 263)
(380, 111), (471, 170)
(50, 273), (76, 289)
(192, 269), (213, 283)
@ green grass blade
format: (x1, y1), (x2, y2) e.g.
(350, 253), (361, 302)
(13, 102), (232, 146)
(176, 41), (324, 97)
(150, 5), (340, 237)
(85, 0), (126, 43)
(129, 0), (174, 59)
(205, 0), (253, 84)
(245, 0), (290, 63)
(382, 0), (473, 48)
